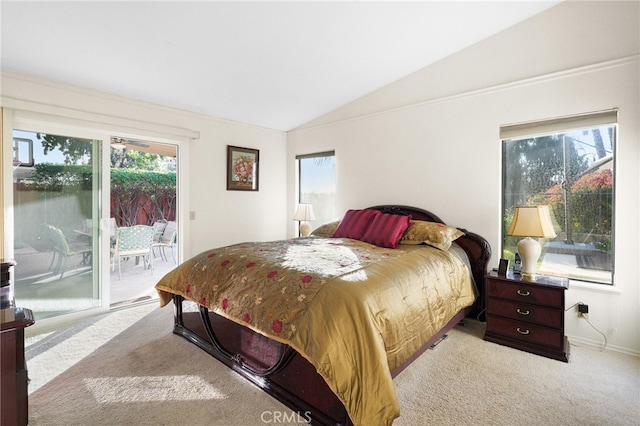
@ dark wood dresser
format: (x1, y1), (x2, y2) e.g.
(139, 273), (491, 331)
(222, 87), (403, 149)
(1, 307), (34, 425)
(1, 259), (35, 425)
(484, 271), (569, 362)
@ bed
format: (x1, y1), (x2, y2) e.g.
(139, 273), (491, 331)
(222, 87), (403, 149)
(155, 205), (491, 426)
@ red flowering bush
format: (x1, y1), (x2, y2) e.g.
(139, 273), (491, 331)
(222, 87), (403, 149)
(528, 169), (612, 251)
(572, 169), (613, 192)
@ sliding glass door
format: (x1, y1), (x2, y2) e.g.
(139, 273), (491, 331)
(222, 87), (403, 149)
(9, 113), (183, 321)
(12, 127), (104, 320)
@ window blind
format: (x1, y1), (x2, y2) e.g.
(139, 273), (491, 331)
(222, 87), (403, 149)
(295, 150), (335, 160)
(500, 109), (618, 140)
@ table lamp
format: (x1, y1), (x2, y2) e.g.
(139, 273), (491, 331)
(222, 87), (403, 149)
(507, 205), (556, 279)
(293, 204), (315, 237)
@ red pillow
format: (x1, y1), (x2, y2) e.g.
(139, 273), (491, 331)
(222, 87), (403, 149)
(360, 213), (411, 249)
(331, 209), (380, 240)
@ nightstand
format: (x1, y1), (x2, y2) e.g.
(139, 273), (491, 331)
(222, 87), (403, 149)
(1, 307), (35, 425)
(483, 271), (569, 362)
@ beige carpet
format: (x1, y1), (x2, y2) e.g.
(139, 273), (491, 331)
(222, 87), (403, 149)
(26, 304), (639, 426)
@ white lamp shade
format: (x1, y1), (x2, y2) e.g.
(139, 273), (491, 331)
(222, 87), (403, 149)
(507, 206), (556, 238)
(293, 204), (315, 222)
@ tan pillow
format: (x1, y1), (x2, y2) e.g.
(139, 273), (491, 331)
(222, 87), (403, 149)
(310, 220), (341, 237)
(399, 220), (464, 251)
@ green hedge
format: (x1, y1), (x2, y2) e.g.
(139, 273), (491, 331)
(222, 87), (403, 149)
(25, 164), (176, 227)
(110, 168), (176, 191)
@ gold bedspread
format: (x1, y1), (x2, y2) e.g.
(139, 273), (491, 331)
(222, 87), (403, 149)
(155, 236), (477, 426)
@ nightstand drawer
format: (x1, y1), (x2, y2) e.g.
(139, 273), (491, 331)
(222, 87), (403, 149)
(486, 298), (563, 328)
(486, 316), (565, 350)
(487, 280), (562, 307)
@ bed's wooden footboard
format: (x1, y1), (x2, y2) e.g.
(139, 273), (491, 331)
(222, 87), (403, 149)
(172, 294), (353, 426)
(171, 294), (471, 426)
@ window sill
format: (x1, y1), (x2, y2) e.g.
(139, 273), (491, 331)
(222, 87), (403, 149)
(569, 279), (622, 295)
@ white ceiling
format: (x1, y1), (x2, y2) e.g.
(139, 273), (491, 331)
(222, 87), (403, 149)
(1, 1), (560, 131)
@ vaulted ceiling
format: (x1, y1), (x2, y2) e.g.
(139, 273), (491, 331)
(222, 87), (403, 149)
(1, 1), (560, 131)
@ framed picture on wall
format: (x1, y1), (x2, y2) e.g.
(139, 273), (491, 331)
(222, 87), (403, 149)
(227, 145), (259, 191)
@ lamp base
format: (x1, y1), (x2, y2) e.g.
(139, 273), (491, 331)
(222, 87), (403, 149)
(517, 237), (542, 279)
(299, 222), (311, 237)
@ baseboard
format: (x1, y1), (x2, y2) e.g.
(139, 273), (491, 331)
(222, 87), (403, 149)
(567, 334), (639, 357)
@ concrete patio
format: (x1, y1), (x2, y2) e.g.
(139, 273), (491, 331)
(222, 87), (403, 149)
(11, 246), (177, 320)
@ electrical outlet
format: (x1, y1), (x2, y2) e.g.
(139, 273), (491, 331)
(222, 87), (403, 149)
(578, 303), (589, 317)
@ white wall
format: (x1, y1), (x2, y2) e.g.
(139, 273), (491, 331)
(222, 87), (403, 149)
(2, 1), (638, 354)
(187, 118), (288, 254)
(288, 1), (640, 354)
(1, 72), (289, 260)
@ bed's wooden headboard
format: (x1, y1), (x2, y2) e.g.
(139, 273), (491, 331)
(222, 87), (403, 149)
(367, 205), (492, 320)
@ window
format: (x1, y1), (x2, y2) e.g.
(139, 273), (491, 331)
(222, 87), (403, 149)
(501, 111), (616, 285)
(296, 151), (336, 231)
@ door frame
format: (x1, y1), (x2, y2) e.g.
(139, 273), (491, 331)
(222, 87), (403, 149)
(4, 109), (188, 330)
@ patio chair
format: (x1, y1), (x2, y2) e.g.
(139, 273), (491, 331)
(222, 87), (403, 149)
(152, 220), (176, 264)
(111, 225), (155, 280)
(41, 224), (92, 278)
(109, 218), (118, 246)
(152, 220), (168, 243)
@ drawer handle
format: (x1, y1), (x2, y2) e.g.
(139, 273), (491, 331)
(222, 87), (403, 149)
(516, 308), (530, 316)
(517, 290), (530, 297)
(516, 327), (530, 335)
